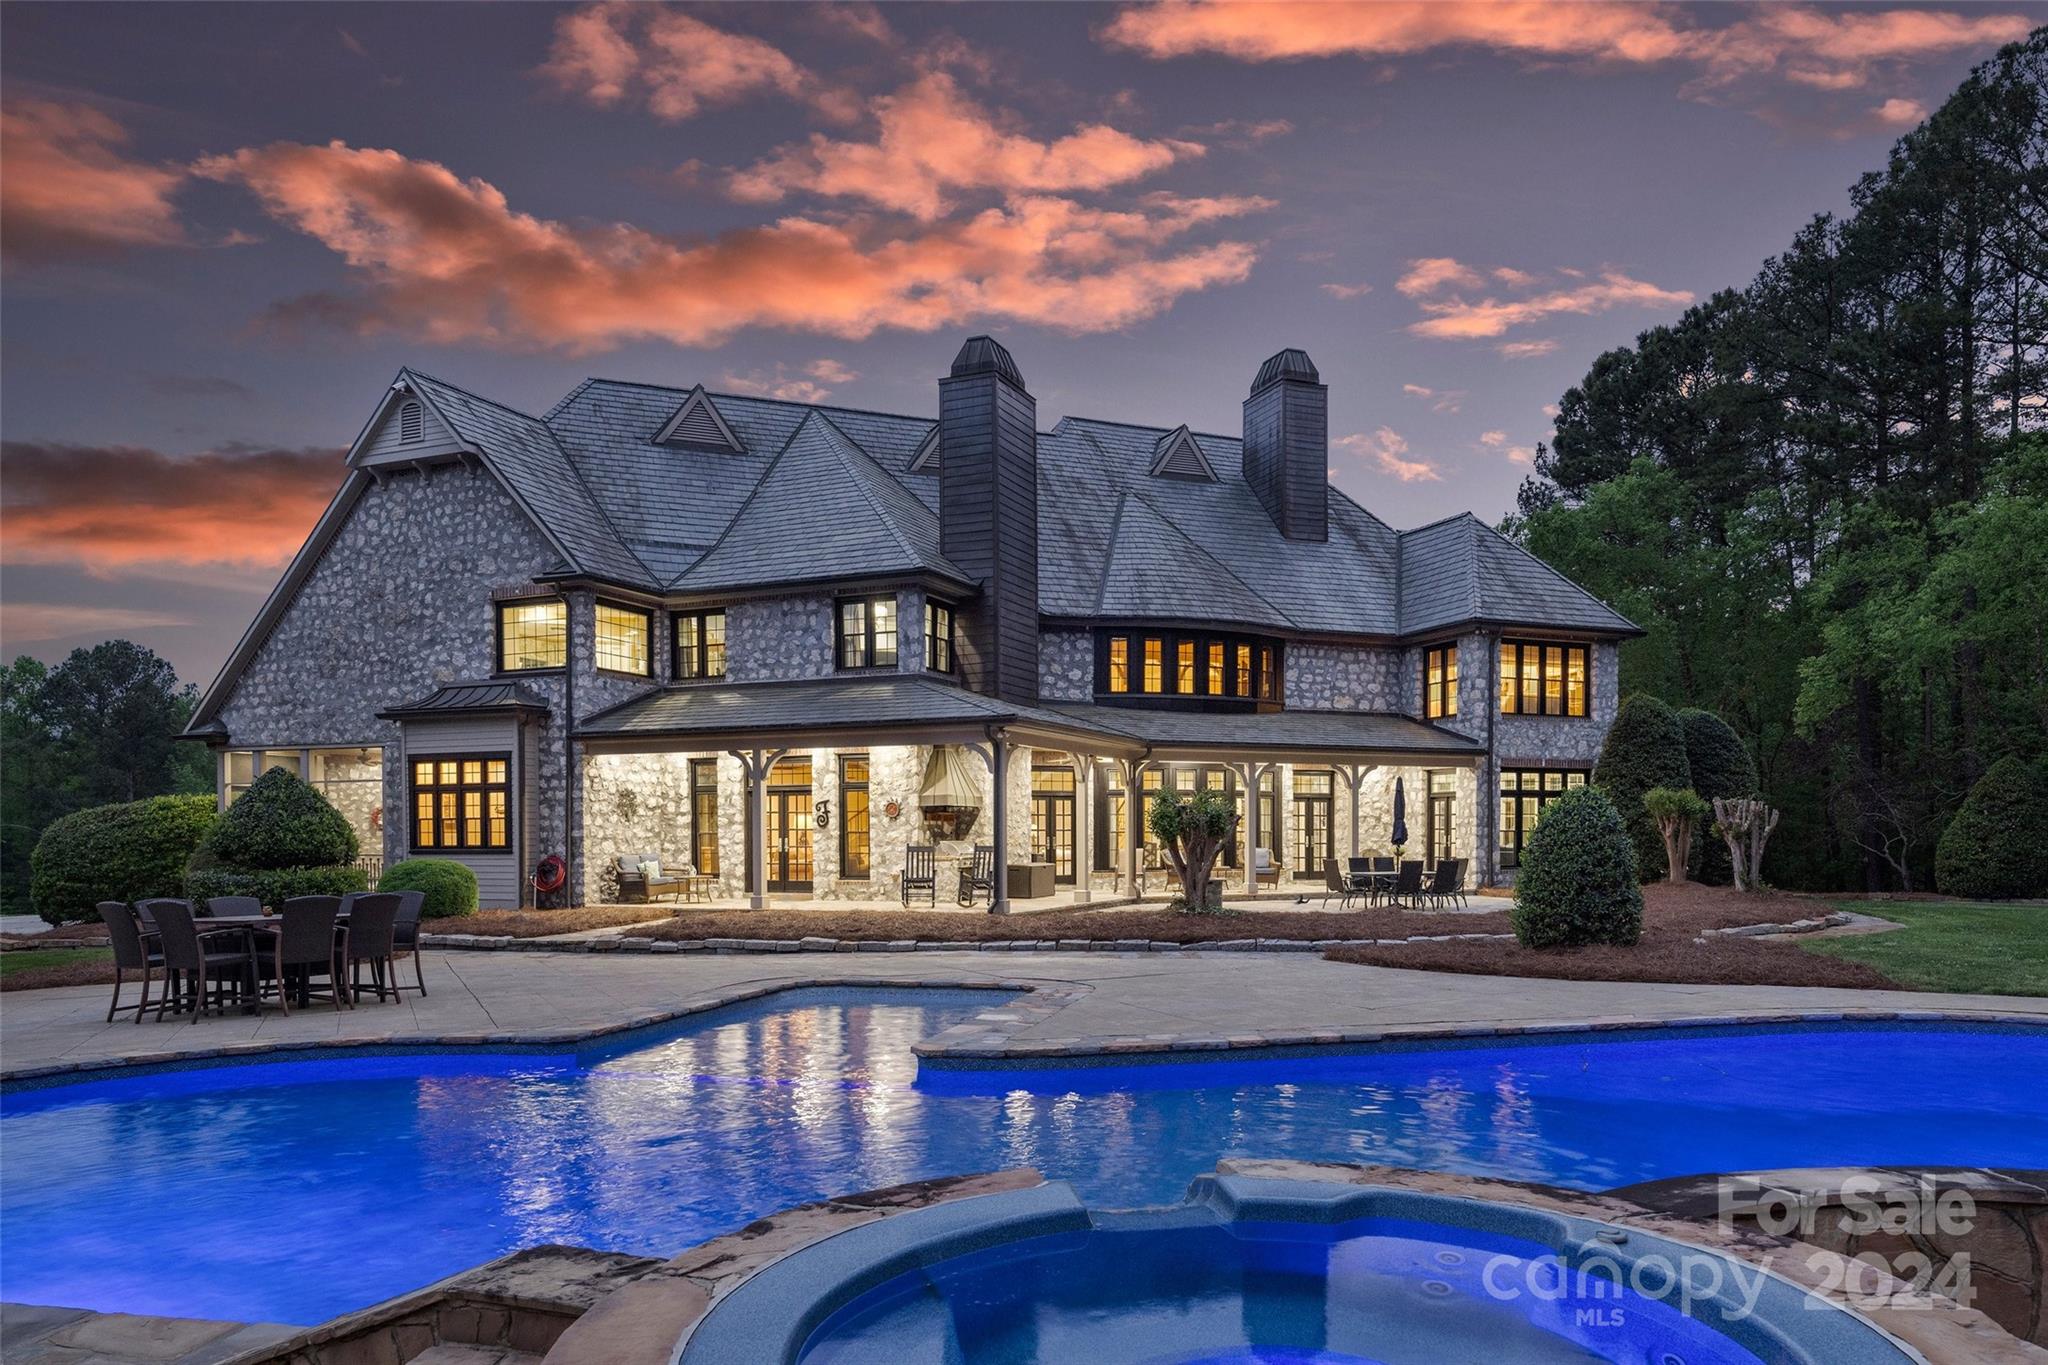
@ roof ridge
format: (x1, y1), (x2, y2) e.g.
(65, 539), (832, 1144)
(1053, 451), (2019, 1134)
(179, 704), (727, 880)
(543, 377), (597, 423)
(569, 377), (938, 428)
(1125, 487), (1296, 629)
(399, 367), (545, 423)
(1472, 515), (1636, 629)
(1092, 489), (1134, 615)
(1397, 509), (1477, 537)
(813, 412), (923, 571)
(1466, 515), (1486, 622)
(1063, 413), (1240, 443)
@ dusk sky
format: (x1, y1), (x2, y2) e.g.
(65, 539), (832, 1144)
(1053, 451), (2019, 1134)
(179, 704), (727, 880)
(4, 1), (2041, 687)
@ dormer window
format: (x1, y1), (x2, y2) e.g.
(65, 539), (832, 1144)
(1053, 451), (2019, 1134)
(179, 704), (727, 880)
(1149, 424), (1218, 482)
(836, 595), (897, 670)
(655, 385), (746, 452)
(399, 400), (423, 444)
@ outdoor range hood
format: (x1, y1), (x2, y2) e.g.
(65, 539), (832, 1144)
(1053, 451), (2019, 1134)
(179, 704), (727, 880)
(918, 746), (982, 840)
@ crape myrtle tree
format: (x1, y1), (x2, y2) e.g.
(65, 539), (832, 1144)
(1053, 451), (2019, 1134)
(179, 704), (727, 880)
(1148, 787), (1239, 914)
(1507, 30), (2048, 891)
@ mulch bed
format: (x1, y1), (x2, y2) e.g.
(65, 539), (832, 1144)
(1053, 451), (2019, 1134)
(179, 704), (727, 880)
(1323, 883), (1905, 989)
(438, 906), (695, 939)
(0, 921), (119, 948)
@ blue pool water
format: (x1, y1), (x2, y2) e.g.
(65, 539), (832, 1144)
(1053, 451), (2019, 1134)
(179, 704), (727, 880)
(802, 1218), (1771, 1365)
(3, 988), (2043, 1325)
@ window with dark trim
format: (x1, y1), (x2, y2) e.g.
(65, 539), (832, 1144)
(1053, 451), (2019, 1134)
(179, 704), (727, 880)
(410, 754), (509, 852)
(673, 609), (727, 680)
(594, 601), (652, 676)
(924, 601), (954, 673)
(1142, 638), (1163, 693)
(497, 598), (566, 672)
(1424, 644), (1459, 719)
(1498, 641), (1589, 717)
(1108, 637), (1130, 693)
(1095, 630), (1283, 710)
(839, 754), (870, 879)
(1498, 767), (1588, 868)
(691, 759), (719, 875)
(1093, 765), (1127, 870)
(836, 595), (898, 669)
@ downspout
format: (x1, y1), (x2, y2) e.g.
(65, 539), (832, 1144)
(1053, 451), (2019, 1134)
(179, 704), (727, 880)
(1482, 630), (1498, 888)
(561, 596), (577, 905)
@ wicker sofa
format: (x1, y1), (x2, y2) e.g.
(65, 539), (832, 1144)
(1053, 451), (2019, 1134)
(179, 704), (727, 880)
(615, 853), (706, 904)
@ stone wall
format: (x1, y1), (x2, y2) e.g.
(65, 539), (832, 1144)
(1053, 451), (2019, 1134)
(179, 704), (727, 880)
(1284, 642), (1405, 712)
(1037, 630), (1094, 701)
(725, 593), (836, 682)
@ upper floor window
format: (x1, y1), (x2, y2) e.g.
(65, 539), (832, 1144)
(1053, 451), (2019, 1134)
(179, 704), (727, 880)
(594, 602), (652, 676)
(1424, 644), (1459, 719)
(925, 600), (955, 673)
(1095, 629), (1282, 710)
(498, 598), (566, 672)
(1499, 640), (1588, 717)
(837, 595), (897, 669)
(674, 609), (727, 680)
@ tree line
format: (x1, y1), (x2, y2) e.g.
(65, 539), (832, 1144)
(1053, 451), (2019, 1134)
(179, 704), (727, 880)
(1511, 30), (2048, 892)
(2, 641), (211, 914)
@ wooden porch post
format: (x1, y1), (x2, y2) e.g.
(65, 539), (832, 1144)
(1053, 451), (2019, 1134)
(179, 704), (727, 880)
(730, 747), (787, 911)
(989, 733), (1010, 915)
(1071, 753), (1094, 905)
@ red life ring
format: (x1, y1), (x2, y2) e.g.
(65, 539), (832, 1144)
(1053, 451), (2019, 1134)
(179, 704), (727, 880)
(533, 855), (567, 895)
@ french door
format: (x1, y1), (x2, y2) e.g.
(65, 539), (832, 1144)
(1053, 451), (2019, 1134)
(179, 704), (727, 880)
(1030, 767), (1076, 883)
(767, 758), (813, 892)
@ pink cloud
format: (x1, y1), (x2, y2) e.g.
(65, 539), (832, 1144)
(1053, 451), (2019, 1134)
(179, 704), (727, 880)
(727, 72), (1203, 220)
(1336, 426), (1441, 483)
(1406, 267), (1690, 340)
(1396, 256), (1484, 297)
(1, 99), (187, 263)
(1479, 430), (1507, 446)
(1499, 338), (1563, 358)
(1872, 96), (1929, 127)
(1401, 382), (1465, 413)
(540, 4), (860, 123)
(197, 141), (1266, 349)
(722, 357), (860, 402)
(1506, 445), (1536, 463)
(1320, 280), (1373, 299)
(1103, 3), (2030, 100)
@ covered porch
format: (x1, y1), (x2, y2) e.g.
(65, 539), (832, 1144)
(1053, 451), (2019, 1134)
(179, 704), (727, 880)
(575, 678), (1486, 914)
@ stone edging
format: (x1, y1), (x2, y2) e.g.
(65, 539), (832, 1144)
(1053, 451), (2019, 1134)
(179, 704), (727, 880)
(1704, 912), (1856, 938)
(0, 977), (1055, 1087)
(419, 930), (1515, 954)
(912, 1006), (2048, 1066)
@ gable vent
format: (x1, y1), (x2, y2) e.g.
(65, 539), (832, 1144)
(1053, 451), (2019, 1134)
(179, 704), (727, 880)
(654, 386), (745, 452)
(909, 425), (940, 472)
(399, 400), (423, 444)
(1149, 425), (1218, 482)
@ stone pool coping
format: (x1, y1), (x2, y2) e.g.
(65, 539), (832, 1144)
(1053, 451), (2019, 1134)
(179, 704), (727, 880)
(677, 1172), (1926, 1365)
(417, 930), (1514, 953)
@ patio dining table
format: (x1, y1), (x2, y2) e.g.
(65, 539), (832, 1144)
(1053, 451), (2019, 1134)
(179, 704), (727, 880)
(155, 911), (355, 1013)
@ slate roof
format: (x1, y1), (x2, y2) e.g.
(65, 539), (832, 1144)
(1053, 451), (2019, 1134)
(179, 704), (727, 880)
(576, 676), (1114, 741)
(377, 680), (552, 719)
(401, 366), (1637, 637)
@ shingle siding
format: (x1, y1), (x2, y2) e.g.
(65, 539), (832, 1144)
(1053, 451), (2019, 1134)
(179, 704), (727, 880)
(939, 367), (1038, 702)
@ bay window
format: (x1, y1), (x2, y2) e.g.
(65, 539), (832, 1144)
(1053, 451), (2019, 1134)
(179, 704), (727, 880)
(1498, 640), (1589, 717)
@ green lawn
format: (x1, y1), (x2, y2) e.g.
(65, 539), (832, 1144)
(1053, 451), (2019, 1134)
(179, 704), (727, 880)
(1804, 901), (2047, 997)
(0, 947), (112, 977)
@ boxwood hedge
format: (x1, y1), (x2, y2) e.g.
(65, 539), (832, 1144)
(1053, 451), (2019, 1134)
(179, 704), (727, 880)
(378, 858), (479, 919)
(29, 794), (218, 925)
(1511, 785), (1644, 949)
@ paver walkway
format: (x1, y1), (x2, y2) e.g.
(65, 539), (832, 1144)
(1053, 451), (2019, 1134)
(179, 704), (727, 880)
(3, 949), (2040, 1078)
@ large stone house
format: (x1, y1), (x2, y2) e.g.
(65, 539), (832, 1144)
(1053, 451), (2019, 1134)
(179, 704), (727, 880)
(184, 337), (1638, 910)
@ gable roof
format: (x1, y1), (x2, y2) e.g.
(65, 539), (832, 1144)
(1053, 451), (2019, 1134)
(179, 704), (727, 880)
(673, 411), (970, 593)
(652, 385), (746, 452)
(1397, 513), (1638, 636)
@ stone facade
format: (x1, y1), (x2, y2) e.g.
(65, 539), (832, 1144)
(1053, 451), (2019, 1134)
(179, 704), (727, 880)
(1036, 629), (1094, 702)
(1284, 642), (1405, 712)
(724, 592), (836, 683)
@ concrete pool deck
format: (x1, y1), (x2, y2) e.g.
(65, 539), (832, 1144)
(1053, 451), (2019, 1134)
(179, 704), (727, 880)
(2, 949), (2042, 1080)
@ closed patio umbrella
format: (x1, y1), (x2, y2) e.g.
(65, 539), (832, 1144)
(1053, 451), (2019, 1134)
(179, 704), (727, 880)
(1391, 777), (1409, 853)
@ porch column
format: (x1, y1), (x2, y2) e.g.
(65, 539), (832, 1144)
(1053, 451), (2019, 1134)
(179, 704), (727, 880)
(1235, 761), (1271, 898)
(989, 733), (1011, 915)
(1071, 754), (1094, 905)
(1120, 759), (1142, 899)
(729, 747), (787, 911)
(1336, 764), (1374, 859)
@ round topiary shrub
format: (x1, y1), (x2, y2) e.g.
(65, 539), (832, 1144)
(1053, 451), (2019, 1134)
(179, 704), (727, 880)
(29, 794), (218, 925)
(378, 858), (480, 919)
(1935, 757), (2048, 899)
(1511, 785), (1643, 949)
(1677, 708), (1759, 885)
(202, 766), (358, 868)
(1592, 694), (1692, 884)
(185, 863), (370, 906)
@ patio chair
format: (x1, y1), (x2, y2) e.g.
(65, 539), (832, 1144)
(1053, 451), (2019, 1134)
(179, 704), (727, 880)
(1251, 848), (1281, 888)
(1386, 860), (1426, 911)
(253, 896), (347, 1015)
(958, 845), (996, 907)
(1319, 859), (1358, 910)
(388, 889), (428, 996)
(98, 901), (164, 1024)
(1421, 859), (1461, 911)
(902, 845), (937, 906)
(1438, 857), (1470, 910)
(343, 893), (403, 1004)
(144, 899), (253, 1023)
(617, 854), (688, 904)
(205, 896), (263, 918)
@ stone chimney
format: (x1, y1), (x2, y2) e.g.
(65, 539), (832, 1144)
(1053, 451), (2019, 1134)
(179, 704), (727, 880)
(939, 335), (1039, 701)
(1242, 347), (1328, 542)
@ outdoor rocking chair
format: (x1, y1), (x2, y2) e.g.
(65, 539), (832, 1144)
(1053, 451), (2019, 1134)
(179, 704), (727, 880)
(98, 901), (164, 1024)
(957, 845), (997, 907)
(901, 845), (937, 907)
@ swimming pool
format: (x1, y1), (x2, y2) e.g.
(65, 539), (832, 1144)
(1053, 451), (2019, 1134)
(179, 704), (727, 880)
(3, 987), (2042, 1325)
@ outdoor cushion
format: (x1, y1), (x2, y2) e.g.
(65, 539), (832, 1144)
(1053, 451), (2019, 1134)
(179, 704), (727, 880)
(642, 857), (663, 879)
(618, 854), (642, 874)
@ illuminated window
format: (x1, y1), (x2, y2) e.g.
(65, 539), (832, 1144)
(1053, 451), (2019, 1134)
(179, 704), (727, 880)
(1498, 641), (1589, 718)
(836, 596), (898, 669)
(1208, 642), (1225, 694)
(1498, 767), (1588, 866)
(1236, 644), (1252, 698)
(673, 609), (726, 679)
(497, 599), (566, 671)
(1259, 646), (1277, 701)
(1108, 637), (1130, 693)
(1176, 640), (1196, 694)
(924, 601), (954, 672)
(839, 755), (870, 879)
(691, 759), (719, 875)
(1424, 644), (1459, 719)
(1143, 638), (1163, 693)
(594, 602), (651, 675)
(410, 753), (509, 851)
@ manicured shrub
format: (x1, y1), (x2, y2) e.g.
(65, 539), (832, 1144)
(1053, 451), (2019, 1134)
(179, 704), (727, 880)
(185, 863), (369, 906)
(1512, 785), (1643, 949)
(1934, 757), (2048, 899)
(1592, 694), (1692, 884)
(1677, 709), (1759, 884)
(1642, 786), (1711, 882)
(29, 794), (217, 925)
(379, 858), (479, 919)
(201, 767), (358, 868)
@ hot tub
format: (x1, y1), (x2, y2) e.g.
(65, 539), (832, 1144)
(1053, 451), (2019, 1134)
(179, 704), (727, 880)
(679, 1176), (1921, 1365)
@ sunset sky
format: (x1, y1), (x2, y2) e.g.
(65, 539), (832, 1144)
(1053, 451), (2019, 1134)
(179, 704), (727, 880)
(4, 1), (2041, 686)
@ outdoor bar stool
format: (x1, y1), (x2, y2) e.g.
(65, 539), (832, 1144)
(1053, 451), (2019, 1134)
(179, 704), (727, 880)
(97, 901), (164, 1024)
